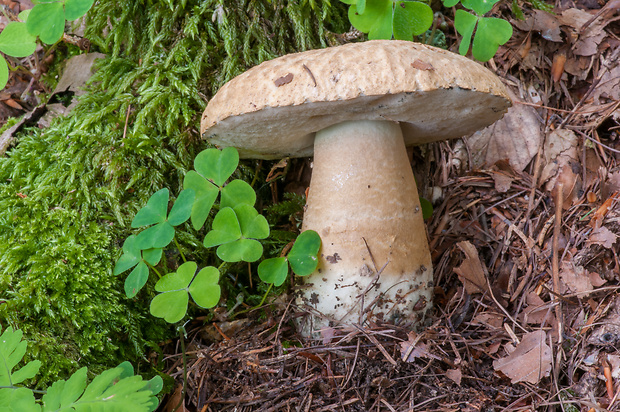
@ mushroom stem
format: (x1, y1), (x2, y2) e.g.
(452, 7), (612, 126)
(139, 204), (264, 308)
(297, 120), (433, 335)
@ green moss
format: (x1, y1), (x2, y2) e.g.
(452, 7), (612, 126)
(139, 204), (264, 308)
(0, 0), (347, 387)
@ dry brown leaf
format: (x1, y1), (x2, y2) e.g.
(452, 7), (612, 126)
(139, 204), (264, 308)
(521, 292), (556, 325)
(472, 312), (504, 328)
(454, 241), (489, 295)
(513, 10), (563, 42)
(592, 65), (620, 104)
(493, 330), (552, 384)
(590, 271), (607, 287)
(587, 226), (618, 249)
(399, 332), (439, 362)
(560, 261), (594, 297)
(558, 8), (607, 56)
(539, 128), (581, 206)
(446, 368), (463, 385)
(466, 89), (542, 172)
(163, 384), (188, 412)
(53, 52), (106, 97)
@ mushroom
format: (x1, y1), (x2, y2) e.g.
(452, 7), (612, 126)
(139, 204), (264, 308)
(201, 40), (511, 336)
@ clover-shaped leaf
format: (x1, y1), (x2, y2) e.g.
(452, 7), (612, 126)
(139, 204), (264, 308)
(220, 179), (256, 209)
(258, 257), (289, 286)
(132, 188), (195, 249)
(461, 0), (500, 16)
(183, 170), (219, 230)
(348, 0), (393, 39)
(189, 266), (221, 308)
(203, 206), (269, 262)
(114, 236), (164, 298)
(150, 262), (221, 323)
(257, 230), (321, 286)
(26, 2), (65, 44)
(0, 56), (8, 90)
(472, 17), (513, 61)
(393, 1), (434, 39)
(0, 22), (37, 57)
(454, 9), (478, 56)
(41, 362), (161, 411)
(0, 327), (41, 387)
(287, 230), (321, 276)
(64, 0), (95, 21)
(442, 0), (460, 6)
(194, 147), (239, 187)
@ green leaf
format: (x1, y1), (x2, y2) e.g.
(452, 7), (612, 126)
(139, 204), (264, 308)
(0, 56), (8, 90)
(41, 363), (160, 411)
(472, 16), (512, 61)
(234, 204), (269, 240)
(419, 196), (433, 220)
(150, 262), (197, 323)
(150, 290), (188, 323)
(184, 170), (218, 230)
(258, 257), (289, 286)
(134, 222), (175, 249)
(203, 207), (242, 248)
(216, 238), (263, 262)
(113, 235), (141, 275)
(26, 2), (65, 44)
(393, 1), (433, 39)
(132, 188), (169, 228)
(188, 266), (221, 308)
(124, 261), (149, 298)
(348, 0), (393, 39)
(194, 147), (239, 186)
(288, 230), (321, 276)
(142, 248), (163, 266)
(167, 188), (195, 226)
(460, 0), (500, 15)
(0, 22), (37, 57)
(357, 0), (367, 13)
(0, 388), (39, 412)
(18, 9), (30, 22)
(0, 327), (42, 386)
(64, 0), (94, 20)
(220, 179), (256, 209)
(442, 0), (460, 6)
(454, 9), (478, 56)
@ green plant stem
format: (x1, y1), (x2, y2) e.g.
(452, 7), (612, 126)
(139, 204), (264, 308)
(146, 261), (163, 279)
(174, 237), (187, 263)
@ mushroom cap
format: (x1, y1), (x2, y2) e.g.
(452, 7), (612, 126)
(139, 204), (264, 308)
(201, 40), (511, 159)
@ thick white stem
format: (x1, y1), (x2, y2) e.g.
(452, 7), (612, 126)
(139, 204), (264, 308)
(296, 120), (433, 335)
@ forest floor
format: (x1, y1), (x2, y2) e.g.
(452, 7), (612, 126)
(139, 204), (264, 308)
(1, 0), (619, 411)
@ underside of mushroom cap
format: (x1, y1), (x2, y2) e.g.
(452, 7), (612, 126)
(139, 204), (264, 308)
(201, 40), (511, 159)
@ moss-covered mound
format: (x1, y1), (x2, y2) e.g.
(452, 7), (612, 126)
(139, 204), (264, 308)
(0, 0), (348, 386)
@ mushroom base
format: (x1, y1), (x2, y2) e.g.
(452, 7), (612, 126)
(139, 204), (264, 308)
(295, 120), (433, 337)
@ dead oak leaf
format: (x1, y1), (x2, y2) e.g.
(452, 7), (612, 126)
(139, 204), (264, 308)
(493, 330), (552, 384)
(454, 241), (489, 295)
(587, 226), (617, 249)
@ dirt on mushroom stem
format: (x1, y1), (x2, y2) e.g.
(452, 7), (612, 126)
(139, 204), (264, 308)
(295, 119), (433, 337)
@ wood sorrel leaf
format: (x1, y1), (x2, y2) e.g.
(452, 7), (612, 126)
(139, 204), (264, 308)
(64, 0), (94, 21)
(442, 0), (460, 6)
(216, 238), (263, 262)
(124, 261), (149, 298)
(0, 22), (37, 57)
(203, 207), (242, 248)
(220, 180), (256, 209)
(167, 188), (195, 226)
(134, 222), (175, 249)
(472, 17), (513, 61)
(454, 9), (478, 56)
(132, 188), (169, 228)
(113, 235), (141, 275)
(26, 2), (65, 44)
(348, 0), (393, 39)
(461, 0), (500, 16)
(393, 1), (433, 39)
(0, 56), (8, 90)
(142, 248), (163, 266)
(194, 147), (239, 187)
(189, 266), (221, 308)
(184, 170), (218, 230)
(150, 261), (197, 323)
(234, 204), (269, 240)
(258, 257), (288, 286)
(288, 230), (321, 276)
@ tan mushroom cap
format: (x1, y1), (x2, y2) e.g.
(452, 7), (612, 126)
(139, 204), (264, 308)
(201, 40), (511, 159)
